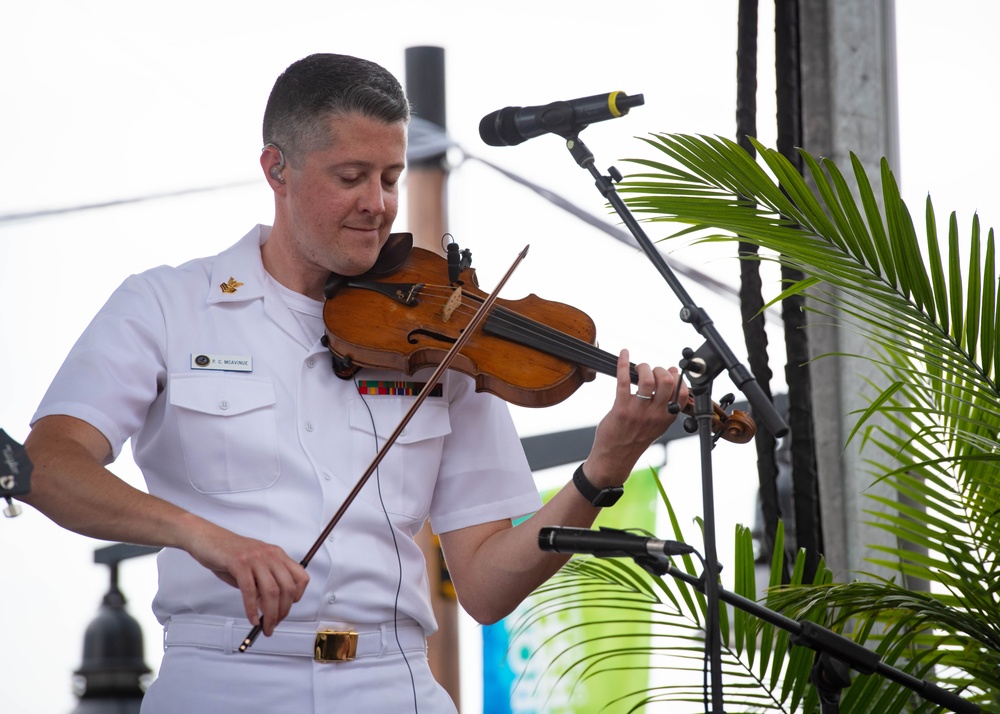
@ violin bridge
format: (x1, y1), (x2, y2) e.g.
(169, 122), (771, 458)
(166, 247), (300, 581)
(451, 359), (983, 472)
(441, 287), (463, 322)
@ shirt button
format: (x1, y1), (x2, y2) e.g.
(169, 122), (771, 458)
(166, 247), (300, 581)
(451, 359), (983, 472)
(323, 473), (332, 481)
(307, 358), (316, 368)
(326, 593), (337, 604)
(219, 400), (229, 410)
(305, 422), (314, 432)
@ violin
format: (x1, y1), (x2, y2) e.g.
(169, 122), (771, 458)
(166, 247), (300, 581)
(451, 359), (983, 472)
(322, 234), (756, 445)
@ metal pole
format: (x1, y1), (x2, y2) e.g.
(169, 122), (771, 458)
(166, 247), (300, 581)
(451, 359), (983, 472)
(404, 45), (461, 709)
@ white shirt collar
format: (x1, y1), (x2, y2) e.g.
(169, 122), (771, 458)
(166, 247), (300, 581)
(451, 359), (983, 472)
(207, 224), (271, 304)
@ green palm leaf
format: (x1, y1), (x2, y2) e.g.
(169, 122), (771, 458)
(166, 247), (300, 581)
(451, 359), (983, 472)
(613, 133), (1000, 710)
(508, 472), (831, 713)
(515, 134), (999, 711)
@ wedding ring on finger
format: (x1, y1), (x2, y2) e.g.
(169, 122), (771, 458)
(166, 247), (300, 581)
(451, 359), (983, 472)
(635, 393), (654, 401)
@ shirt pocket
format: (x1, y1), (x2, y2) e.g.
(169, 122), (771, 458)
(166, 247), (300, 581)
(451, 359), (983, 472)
(169, 375), (280, 493)
(349, 398), (451, 521)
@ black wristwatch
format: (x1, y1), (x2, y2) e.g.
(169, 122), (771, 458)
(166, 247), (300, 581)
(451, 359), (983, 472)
(572, 464), (624, 507)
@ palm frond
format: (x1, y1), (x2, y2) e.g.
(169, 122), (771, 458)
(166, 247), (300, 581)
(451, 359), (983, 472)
(507, 473), (832, 712)
(615, 133), (1000, 710)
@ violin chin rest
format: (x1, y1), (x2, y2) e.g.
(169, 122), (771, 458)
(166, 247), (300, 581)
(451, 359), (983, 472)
(324, 233), (414, 299)
(367, 233), (413, 276)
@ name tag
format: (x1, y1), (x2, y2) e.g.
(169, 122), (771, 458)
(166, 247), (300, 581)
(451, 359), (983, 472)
(190, 354), (254, 372)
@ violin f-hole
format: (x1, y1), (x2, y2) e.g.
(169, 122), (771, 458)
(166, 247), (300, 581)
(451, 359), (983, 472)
(407, 328), (459, 346)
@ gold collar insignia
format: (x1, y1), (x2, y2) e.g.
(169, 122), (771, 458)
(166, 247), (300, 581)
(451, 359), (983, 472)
(220, 277), (244, 294)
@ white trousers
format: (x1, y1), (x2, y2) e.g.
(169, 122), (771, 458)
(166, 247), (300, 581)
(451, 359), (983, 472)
(140, 617), (459, 714)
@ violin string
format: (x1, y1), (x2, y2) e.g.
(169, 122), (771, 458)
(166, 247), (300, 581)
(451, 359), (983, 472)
(417, 284), (627, 379)
(423, 284), (626, 376)
(423, 283), (745, 434)
(416, 284), (599, 364)
(493, 306), (620, 374)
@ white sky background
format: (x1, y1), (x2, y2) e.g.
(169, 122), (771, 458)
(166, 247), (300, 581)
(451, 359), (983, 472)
(1, 2), (998, 712)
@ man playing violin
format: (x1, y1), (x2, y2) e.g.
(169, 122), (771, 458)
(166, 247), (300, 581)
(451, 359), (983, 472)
(22, 53), (687, 713)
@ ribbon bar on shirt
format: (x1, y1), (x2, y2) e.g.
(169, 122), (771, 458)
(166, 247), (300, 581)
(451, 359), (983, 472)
(357, 380), (442, 397)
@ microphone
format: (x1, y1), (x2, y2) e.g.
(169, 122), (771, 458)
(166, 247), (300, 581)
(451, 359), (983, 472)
(479, 91), (644, 147)
(538, 526), (694, 560)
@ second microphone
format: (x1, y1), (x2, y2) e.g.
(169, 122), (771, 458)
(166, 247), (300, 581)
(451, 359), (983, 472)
(538, 526), (694, 560)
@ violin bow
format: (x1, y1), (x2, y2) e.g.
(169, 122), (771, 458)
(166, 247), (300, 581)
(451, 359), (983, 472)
(239, 244), (530, 652)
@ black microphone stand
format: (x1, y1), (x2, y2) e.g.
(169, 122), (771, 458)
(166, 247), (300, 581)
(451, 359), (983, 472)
(633, 551), (979, 714)
(560, 129), (790, 713)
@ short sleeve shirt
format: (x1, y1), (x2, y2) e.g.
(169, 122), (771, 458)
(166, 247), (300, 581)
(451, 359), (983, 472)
(32, 225), (542, 632)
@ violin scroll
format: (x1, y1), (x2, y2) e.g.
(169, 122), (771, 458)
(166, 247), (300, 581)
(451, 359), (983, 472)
(677, 395), (757, 445)
(708, 404), (757, 444)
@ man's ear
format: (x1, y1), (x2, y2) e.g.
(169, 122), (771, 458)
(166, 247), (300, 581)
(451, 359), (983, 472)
(261, 143), (286, 186)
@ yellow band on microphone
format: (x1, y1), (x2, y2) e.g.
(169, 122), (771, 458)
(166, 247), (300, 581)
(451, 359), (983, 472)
(608, 91), (624, 117)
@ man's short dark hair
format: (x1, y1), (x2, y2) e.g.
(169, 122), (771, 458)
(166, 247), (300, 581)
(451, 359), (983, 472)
(263, 54), (410, 166)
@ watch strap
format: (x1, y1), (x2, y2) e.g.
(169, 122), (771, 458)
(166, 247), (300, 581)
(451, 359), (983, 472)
(572, 463), (624, 507)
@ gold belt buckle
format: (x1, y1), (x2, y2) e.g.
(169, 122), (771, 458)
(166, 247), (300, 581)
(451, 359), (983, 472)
(314, 630), (359, 662)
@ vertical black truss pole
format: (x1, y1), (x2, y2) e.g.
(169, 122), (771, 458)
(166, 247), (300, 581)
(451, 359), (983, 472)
(775, 0), (823, 582)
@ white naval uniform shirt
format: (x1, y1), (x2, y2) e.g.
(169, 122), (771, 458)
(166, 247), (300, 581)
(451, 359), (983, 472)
(33, 225), (542, 633)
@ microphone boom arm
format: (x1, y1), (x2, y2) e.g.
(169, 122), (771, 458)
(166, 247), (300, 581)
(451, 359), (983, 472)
(648, 553), (979, 714)
(538, 528), (979, 713)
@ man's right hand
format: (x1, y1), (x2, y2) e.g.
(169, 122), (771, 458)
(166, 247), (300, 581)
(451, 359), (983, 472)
(183, 525), (310, 635)
(25, 414), (309, 634)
